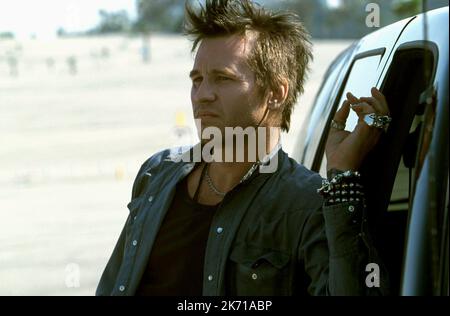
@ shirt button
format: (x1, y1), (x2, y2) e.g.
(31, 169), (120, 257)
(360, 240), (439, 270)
(132, 240), (138, 246)
(134, 216), (137, 221)
(207, 275), (213, 281)
(252, 273), (258, 280)
(216, 227), (223, 234)
(119, 285), (125, 292)
(148, 196), (154, 203)
(348, 205), (355, 212)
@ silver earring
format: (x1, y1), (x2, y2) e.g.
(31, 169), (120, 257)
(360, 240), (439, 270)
(270, 99), (278, 108)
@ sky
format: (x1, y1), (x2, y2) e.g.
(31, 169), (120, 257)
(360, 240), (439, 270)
(326, 0), (342, 9)
(0, 0), (343, 39)
(0, 0), (137, 39)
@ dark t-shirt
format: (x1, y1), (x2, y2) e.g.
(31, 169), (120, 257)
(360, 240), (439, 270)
(135, 175), (219, 296)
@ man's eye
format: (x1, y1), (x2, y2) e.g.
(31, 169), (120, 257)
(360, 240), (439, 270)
(217, 76), (231, 82)
(192, 78), (202, 86)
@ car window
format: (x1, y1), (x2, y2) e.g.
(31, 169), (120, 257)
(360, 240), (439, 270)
(294, 45), (353, 168)
(318, 53), (383, 177)
(337, 54), (382, 132)
(388, 116), (421, 211)
(301, 59), (343, 166)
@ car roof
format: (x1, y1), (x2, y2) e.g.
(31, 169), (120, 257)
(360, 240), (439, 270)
(354, 6), (448, 54)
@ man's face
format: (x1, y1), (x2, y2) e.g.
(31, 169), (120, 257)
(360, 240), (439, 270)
(190, 34), (267, 137)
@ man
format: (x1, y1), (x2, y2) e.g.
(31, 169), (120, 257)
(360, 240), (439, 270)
(96, 0), (391, 296)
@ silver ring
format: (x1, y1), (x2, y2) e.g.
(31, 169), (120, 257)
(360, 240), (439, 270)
(331, 120), (345, 131)
(363, 113), (392, 132)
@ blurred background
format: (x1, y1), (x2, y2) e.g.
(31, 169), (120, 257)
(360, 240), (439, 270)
(0, 0), (447, 295)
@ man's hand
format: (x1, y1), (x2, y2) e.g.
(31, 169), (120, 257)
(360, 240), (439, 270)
(325, 87), (390, 172)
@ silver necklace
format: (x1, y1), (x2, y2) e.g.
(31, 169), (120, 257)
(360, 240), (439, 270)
(205, 164), (226, 197)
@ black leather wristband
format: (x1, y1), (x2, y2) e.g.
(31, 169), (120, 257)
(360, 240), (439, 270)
(319, 170), (365, 206)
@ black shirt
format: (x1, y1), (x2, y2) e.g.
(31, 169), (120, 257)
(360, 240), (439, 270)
(135, 173), (219, 296)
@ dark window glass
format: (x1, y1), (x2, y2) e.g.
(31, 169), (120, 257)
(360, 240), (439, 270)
(295, 48), (350, 168)
(318, 54), (382, 177)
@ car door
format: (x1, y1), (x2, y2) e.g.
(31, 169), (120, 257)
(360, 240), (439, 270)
(393, 7), (449, 296)
(293, 7), (449, 296)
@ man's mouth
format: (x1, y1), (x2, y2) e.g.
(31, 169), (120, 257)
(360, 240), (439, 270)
(196, 111), (219, 119)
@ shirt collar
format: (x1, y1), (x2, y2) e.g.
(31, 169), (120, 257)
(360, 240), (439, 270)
(164, 140), (283, 182)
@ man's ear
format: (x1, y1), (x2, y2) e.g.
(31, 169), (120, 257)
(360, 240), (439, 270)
(268, 80), (289, 110)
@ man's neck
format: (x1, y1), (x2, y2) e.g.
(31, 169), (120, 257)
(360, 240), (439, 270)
(207, 127), (281, 192)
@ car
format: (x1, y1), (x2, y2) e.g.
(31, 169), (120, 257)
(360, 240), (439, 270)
(292, 6), (449, 296)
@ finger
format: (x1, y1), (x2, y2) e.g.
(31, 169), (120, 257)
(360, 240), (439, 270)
(346, 92), (360, 105)
(351, 102), (385, 136)
(350, 102), (375, 117)
(359, 97), (384, 114)
(371, 87), (386, 103)
(371, 87), (390, 115)
(350, 103), (383, 137)
(334, 99), (351, 123)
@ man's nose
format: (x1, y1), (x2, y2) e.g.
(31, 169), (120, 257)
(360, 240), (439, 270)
(193, 79), (216, 104)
